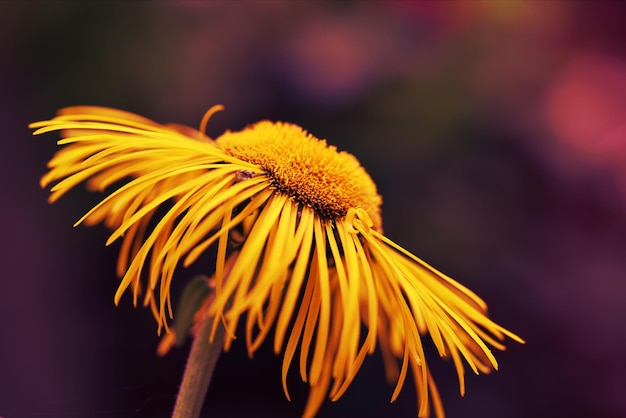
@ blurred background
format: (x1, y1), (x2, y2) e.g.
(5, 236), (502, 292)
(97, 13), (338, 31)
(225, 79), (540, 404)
(2, 1), (626, 417)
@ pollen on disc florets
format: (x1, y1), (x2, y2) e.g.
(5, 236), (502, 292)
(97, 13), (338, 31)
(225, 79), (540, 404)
(216, 121), (382, 229)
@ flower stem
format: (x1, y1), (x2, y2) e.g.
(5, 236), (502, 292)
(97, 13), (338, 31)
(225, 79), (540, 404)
(172, 306), (225, 418)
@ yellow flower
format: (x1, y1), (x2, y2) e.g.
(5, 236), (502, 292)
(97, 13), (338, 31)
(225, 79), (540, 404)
(31, 106), (523, 417)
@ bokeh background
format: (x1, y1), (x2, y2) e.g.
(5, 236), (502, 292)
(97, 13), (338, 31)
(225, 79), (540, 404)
(2, 1), (626, 417)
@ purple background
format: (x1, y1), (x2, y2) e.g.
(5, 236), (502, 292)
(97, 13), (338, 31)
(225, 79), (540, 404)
(2, 2), (626, 417)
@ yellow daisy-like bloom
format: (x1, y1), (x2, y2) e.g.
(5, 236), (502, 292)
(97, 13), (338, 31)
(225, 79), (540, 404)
(31, 106), (523, 417)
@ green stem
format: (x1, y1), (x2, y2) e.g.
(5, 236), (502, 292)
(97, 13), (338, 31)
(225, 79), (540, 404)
(172, 310), (225, 418)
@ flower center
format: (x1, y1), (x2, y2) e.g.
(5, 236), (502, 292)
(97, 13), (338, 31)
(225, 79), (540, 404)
(216, 121), (382, 229)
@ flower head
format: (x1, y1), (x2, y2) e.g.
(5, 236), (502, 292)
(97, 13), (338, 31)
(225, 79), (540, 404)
(31, 106), (523, 417)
